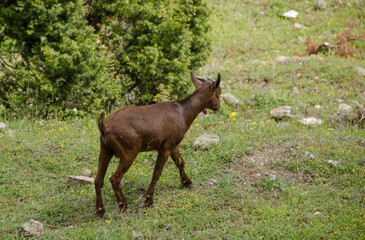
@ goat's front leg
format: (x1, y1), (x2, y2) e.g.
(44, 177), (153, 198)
(145, 150), (170, 207)
(170, 148), (192, 187)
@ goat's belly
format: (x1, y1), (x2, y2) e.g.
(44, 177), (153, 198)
(140, 136), (182, 152)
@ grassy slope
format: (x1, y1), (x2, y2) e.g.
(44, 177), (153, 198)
(1, 0), (365, 239)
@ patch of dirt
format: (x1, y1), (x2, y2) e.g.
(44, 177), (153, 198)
(231, 144), (313, 188)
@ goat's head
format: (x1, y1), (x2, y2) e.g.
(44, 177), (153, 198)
(191, 71), (221, 114)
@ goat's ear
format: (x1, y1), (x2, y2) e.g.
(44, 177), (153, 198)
(215, 73), (221, 89)
(191, 70), (201, 88)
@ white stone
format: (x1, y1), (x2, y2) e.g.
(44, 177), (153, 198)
(209, 178), (219, 185)
(20, 219), (43, 237)
(68, 175), (94, 185)
(221, 93), (240, 106)
(355, 66), (365, 76)
(315, 1), (327, 10)
(291, 87), (300, 94)
(269, 175), (277, 181)
(299, 117), (323, 125)
(270, 106), (293, 118)
(0, 122), (7, 130)
(132, 231), (143, 238)
(82, 169), (92, 177)
(193, 134), (220, 150)
(282, 10), (298, 18)
(294, 22), (302, 29)
(327, 160), (341, 166)
(337, 103), (352, 115)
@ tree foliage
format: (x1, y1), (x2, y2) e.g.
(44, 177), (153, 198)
(0, 0), (210, 118)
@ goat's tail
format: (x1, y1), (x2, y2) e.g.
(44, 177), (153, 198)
(98, 111), (107, 143)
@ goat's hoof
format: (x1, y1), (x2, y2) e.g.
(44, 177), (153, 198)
(145, 197), (153, 207)
(119, 202), (128, 212)
(96, 207), (105, 217)
(182, 178), (192, 187)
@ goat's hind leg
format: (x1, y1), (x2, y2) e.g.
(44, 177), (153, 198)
(95, 143), (113, 217)
(110, 150), (137, 213)
(170, 148), (192, 187)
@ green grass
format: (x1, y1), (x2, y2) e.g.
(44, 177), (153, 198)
(1, 0), (365, 239)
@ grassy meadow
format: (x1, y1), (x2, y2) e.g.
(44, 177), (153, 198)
(1, 0), (365, 239)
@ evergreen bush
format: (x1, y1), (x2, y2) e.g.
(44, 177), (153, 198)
(0, 0), (210, 118)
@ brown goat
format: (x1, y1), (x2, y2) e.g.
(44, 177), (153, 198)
(94, 71), (221, 217)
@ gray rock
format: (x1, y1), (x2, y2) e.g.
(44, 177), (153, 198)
(20, 219), (43, 237)
(337, 103), (353, 115)
(68, 175), (94, 185)
(291, 87), (300, 94)
(332, 103), (354, 123)
(293, 22), (302, 29)
(6, 129), (16, 136)
(82, 169), (92, 177)
(282, 10), (298, 18)
(315, 1), (326, 10)
(39, 120), (49, 125)
(0, 122), (15, 136)
(270, 106), (293, 119)
(355, 66), (365, 76)
(193, 134), (220, 150)
(327, 160), (341, 166)
(314, 211), (322, 215)
(304, 152), (315, 159)
(0, 122), (7, 130)
(299, 117), (323, 125)
(208, 178), (219, 185)
(221, 93), (241, 106)
(132, 231), (143, 238)
(269, 174), (277, 181)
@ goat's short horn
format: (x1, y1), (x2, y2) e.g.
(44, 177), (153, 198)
(196, 77), (208, 82)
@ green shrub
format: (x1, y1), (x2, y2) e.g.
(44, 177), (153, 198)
(0, 0), (211, 118)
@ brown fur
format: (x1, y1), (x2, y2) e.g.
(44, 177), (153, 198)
(94, 71), (221, 217)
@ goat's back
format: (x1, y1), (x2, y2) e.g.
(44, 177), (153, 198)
(104, 102), (186, 152)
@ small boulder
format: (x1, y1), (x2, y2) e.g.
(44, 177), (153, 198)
(304, 152), (316, 159)
(82, 169), (92, 177)
(355, 66), (365, 76)
(193, 134), (220, 150)
(315, 1), (326, 10)
(221, 93), (241, 106)
(293, 22), (302, 29)
(132, 231), (143, 238)
(20, 219), (43, 237)
(208, 178), (219, 185)
(282, 10), (298, 18)
(0, 122), (15, 136)
(300, 117), (323, 125)
(0, 122), (7, 130)
(337, 103), (353, 115)
(270, 106), (293, 119)
(291, 87), (300, 95)
(332, 103), (354, 123)
(68, 175), (94, 185)
(327, 160), (341, 166)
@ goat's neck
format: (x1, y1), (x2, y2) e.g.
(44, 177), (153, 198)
(179, 90), (208, 130)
